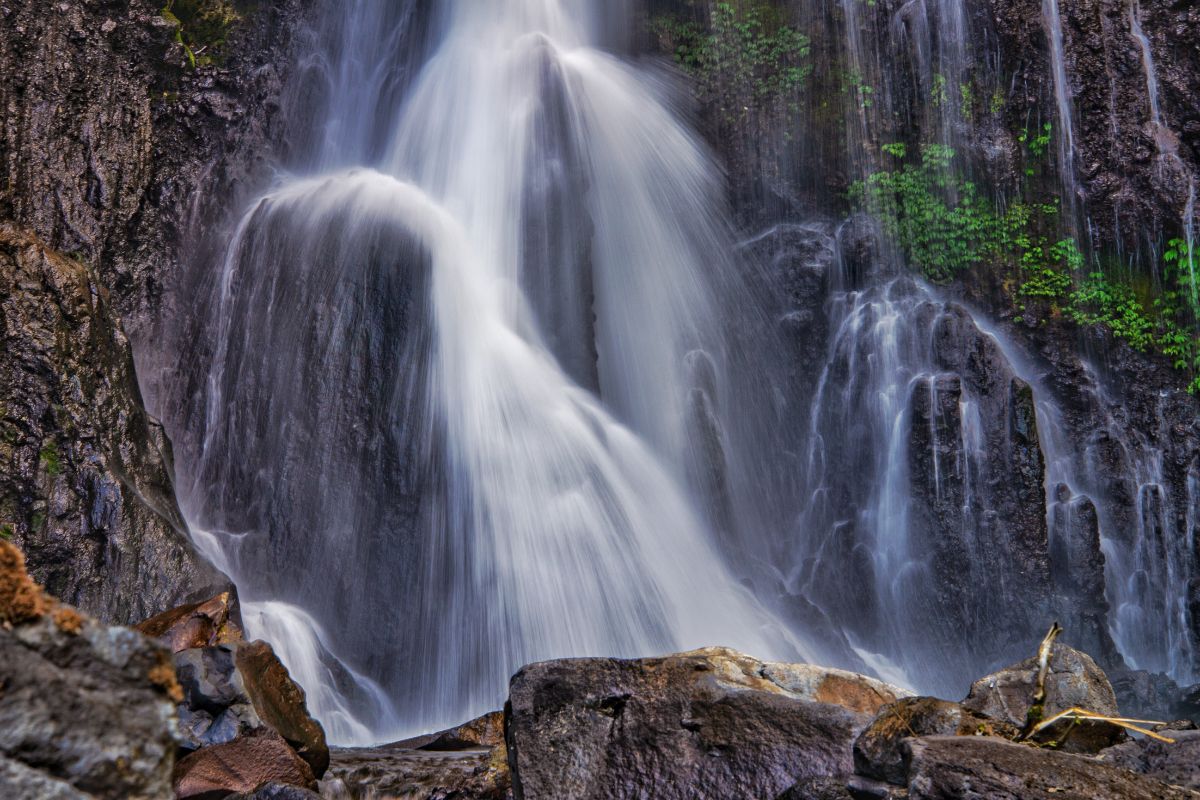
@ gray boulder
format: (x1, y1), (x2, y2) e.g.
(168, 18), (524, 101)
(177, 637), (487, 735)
(0, 540), (181, 799)
(1098, 728), (1200, 790)
(963, 642), (1123, 752)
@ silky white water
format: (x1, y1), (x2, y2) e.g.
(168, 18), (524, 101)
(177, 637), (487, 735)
(174, 0), (821, 744)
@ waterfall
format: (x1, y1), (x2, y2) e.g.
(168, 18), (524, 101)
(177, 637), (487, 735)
(167, 0), (822, 744)
(1042, 0), (1081, 223)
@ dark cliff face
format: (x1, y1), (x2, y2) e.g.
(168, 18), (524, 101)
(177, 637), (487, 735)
(0, 0), (311, 622)
(658, 0), (1200, 684)
(0, 225), (225, 622)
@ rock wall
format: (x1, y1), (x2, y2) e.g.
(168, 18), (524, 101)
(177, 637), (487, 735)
(0, 0), (312, 622)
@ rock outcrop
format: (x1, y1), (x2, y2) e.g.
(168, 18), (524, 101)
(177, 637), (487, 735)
(905, 735), (1197, 800)
(0, 540), (181, 799)
(504, 647), (909, 800)
(0, 226), (225, 624)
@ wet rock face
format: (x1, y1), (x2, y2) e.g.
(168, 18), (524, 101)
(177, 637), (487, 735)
(0, 0), (311, 339)
(0, 226), (226, 624)
(0, 540), (181, 799)
(504, 647), (909, 800)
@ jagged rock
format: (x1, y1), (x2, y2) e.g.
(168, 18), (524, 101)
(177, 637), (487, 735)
(1098, 728), (1200, 789)
(904, 735), (1196, 799)
(322, 742), (511, 800)
(963, 642), (1124, 752)
(173, 727), (316, 800)
(505, 647), (909, 800)
(173, 640), (328, 776)
(421, 711), (506, 751)
(775, 776), (856, 800)
(0, 227), (227, 624)
(854, 697), (1019, 784)
(0, 540), (180, 799)
(135, 590), (244, 652)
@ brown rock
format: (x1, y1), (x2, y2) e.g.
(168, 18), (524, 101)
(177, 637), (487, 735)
(963, 642), (1123, 752)
(905, 736), (1197, 799)
(136, 591), (243, 653)
(173, 728), (316, 800)
(854, 697), (1019, 784)
(234, 641), (329, 777)
(506, 647), (911, 800)
(421, 710), (506, 751)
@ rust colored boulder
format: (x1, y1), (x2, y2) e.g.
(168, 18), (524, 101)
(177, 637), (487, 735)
(235, 641), (329, 776)
(135, 591), (243, 653)
(173, 640), (329, 777)
(173, 728), (317, 800)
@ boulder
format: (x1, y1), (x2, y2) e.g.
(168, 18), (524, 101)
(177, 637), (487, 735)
(323, 741), (511, 800)
(904, 736), (1195, 799)
(505, 647), (910, 800)
(421, 711), (506, 751)
(1098, 728), (1200, 790)
(173, 641), (328, 776)
(0, 540), (180, 799)
(135, 591), (244, 653)
(854, 697), (1018, 784)
(173, 728), (316, 800)
(963, 642), (1123, 752)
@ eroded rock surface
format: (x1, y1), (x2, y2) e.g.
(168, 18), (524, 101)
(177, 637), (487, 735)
(505, 646), (909, 800)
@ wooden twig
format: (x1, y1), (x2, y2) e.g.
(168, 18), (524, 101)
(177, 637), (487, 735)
(1018, 622), (1063, 740)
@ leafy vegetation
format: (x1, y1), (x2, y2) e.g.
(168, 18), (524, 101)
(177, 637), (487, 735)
(651, 3), (811, 122)
(161, 0), (241, 68)
(852, 144), (1200, 392)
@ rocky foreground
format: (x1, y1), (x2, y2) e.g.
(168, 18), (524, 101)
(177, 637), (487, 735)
(2, 539), (1199, 800)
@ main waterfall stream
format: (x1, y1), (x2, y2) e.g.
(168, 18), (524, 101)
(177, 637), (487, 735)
(167, 0), (824, 744)
(155, 0), (1198, 745)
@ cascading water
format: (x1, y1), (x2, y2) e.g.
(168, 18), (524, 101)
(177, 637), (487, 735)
(166, 0), (824, 744)
(154, 0), (1200, 748)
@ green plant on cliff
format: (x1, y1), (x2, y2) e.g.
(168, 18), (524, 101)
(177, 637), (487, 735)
(651, 3), (811, 122)
(850, 143), (1076, 285)
(161, 0), (241, 68)
(852, 144), (1200, 392)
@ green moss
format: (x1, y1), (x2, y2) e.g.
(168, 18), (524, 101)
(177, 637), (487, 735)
(39, 442), (61, 477)
(0, 525), (12, 541)
(161, 0), (241, 68)
(651, 2), (811, 123)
